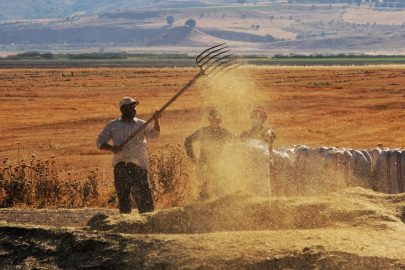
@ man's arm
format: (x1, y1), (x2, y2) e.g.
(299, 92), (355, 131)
(144, 111), (162, 139)
(99, 143), (120, 154)
(263, 128), (276, 144)
(153, 110), (162, 132)
(97, 122), (121, 153)
(184, 128), (202, 163)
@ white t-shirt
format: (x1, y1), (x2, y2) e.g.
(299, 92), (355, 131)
(96, 117), (160, 169)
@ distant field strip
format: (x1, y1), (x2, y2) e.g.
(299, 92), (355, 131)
(248, 58), (405, 62)
(163, 5), (290, 11)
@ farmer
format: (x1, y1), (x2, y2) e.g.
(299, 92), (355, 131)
(184, 109), (233, 200)
(96, 97), (161, 214)
(238, 106), (276, 197)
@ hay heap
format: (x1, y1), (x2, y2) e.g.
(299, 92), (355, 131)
(87, 187), (405, 234)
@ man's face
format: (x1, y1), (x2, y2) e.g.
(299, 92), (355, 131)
(121, 103), (136, 118)
(209, 117), (222, 128)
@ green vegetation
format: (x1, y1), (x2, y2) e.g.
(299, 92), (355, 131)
(185, 19), (197, 28)
(166, 15), (175, 26)
(68, 52), (128, 60)
(4, 51), (56, 60)
(0, 51), (195, 61)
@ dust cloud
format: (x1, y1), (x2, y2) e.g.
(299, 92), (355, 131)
(193, 68), (272, 198)
(198, 68), (266, 130)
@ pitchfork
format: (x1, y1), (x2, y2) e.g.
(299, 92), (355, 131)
(118, 43), (238, 149)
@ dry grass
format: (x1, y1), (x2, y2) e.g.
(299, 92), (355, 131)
(2, 65), (405, 208)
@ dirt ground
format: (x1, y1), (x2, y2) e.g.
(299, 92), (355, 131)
(2, 188), (405, 269)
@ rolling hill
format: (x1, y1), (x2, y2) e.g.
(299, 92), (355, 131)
(1, 1), (405, 55)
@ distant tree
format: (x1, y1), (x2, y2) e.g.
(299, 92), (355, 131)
(237, 0), (246, 4)
(41, 53), (54, 59)
(289, 16), (293, 20)
(166, 16), (174, 26)
(241, 14), (247, 19)
(265, 34), (276, 42)
(270, 15), (274, 20)
(255, 25), (260, 30)
(320, 31), (326, 36)
(185, 19), (197, 28)
(310, 4), (316, 9)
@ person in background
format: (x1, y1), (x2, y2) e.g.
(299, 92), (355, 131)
(97, 97), (162, 214)
(184, 109), (233, 200)
(239, 106), (276, 197)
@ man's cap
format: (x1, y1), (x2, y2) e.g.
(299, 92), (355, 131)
(251, 106), (267, 121)
(119, 97), (139, 108)
(209, 109), (222, 120)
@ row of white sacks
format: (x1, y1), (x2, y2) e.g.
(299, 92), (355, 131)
(269, 146), (404, 197)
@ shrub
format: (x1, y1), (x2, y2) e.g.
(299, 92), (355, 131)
(148, 144), (192, 208)
(0, 145), (193, 210)
(185, 19), (197, 28)
(166, 16), (174, 26)
(0, 155), (99, 208)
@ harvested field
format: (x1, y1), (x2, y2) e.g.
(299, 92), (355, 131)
(2, 65), (405, 201)
(2, 65), (405, 269)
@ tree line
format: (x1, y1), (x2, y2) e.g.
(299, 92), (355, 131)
(0, 52), (194, 60)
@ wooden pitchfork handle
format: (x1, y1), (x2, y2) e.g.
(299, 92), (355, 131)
(118, 71), (203, 149)
(118, 43), (236, 149)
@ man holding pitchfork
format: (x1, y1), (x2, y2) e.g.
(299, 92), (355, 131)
(97, 97), (162, 214)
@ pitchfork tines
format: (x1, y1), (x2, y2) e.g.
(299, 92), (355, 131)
(118, 43), (238, 149)
(196, 43), (239, 78)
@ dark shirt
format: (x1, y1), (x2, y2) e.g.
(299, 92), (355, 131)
(184, 126), (233, 164)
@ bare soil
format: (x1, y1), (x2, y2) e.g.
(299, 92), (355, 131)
(0, 208), (119, 228)
(2, 188), (405, 269)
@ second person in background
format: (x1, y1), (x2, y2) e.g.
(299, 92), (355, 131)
(184, 109), (233, 200)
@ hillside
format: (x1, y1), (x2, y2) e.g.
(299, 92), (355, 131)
(0, 0), (217, 20)
(1, 2), (405, 55)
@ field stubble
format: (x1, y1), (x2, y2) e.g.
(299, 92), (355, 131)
(1, 65), (405, 209)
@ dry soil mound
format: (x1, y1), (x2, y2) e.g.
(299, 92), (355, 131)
(87, 187), (405, 234)
(3, 188), (405, 269)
